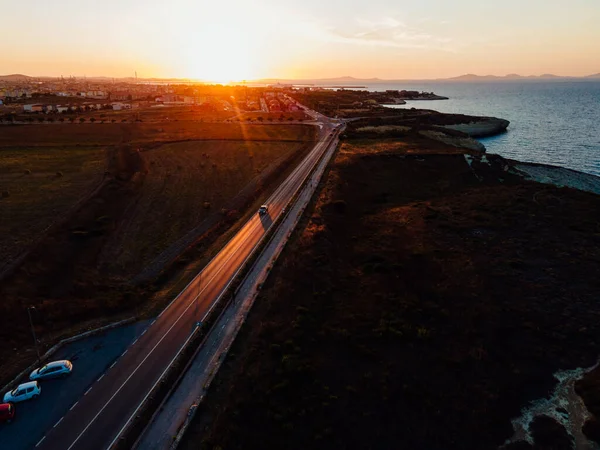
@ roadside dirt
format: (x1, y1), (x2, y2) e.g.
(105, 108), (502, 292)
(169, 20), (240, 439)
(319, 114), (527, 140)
(181, 136), (600, 450)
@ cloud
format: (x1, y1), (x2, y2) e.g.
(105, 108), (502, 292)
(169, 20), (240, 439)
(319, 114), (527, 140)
(312, 16), (456, 51)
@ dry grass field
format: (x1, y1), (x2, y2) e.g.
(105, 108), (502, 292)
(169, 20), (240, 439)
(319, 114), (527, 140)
(0, 121), (314, 148)
(0, 146), (106, 270)
(101, 139), (307, 276)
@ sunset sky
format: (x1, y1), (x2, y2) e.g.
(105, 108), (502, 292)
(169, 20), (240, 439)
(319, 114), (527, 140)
(2, 0), (599, 81)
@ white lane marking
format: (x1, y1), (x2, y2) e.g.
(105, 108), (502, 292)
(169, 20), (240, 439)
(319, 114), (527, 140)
(69, 401), (78, 411)
(140, 328), (148, 336)
(109, 361), (117, 369)
(131, 337), (138, 345)
(53, 417), (64, 428)
(108, 218), (271, 449)
(121, 348), (128, 356)
(35, 436), (46, 447)
(66, 218), (257, 450)
(108, 206), (292, 448)
(97, 374), (105, 382)
(84, 386), (93, 396)
(65, 121), (331, 450)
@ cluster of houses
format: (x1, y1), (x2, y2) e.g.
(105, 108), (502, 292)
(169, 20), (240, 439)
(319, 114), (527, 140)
(264, 92), (300, 112)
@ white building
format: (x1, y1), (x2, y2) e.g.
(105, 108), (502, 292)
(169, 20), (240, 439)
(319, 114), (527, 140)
(111, 102), (131, 111)
(87, 90), (108, 99)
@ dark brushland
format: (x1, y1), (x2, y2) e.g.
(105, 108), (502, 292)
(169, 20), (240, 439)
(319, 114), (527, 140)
(179, 97), (600, 449)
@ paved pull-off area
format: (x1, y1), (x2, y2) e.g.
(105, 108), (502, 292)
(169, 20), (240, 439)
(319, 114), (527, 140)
(0, 321), (149, 450)
(22, 112), (338, 450)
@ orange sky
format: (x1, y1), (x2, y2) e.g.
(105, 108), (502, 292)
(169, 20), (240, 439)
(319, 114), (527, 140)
(2, 0), (599, 81)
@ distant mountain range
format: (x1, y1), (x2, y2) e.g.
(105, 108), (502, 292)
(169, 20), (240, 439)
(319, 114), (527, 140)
(446, 73), (600, 81)
(255, 73), (600, 84)
(1, 73), (600, 83)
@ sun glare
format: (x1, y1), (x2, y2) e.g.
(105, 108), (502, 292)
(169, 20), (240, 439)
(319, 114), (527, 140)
(189, 24), (256, 83)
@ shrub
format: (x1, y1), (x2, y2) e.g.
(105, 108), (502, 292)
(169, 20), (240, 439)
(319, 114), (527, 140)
(56, 171), (63, 177)
(1, 190), (9, 198)
(203, 201), (211, 209)
(24, 169), (31, 175)
(332, 199), (347, 213)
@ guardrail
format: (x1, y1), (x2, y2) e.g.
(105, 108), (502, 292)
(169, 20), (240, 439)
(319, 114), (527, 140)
(111, 127), (340, 450)
(169, 128), (343, 450)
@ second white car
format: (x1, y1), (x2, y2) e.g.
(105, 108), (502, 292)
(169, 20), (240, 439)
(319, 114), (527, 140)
(29, 360), (73, 381)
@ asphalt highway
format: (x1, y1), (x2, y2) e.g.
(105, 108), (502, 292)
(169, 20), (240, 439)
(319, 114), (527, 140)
(36, 116), (339, 450)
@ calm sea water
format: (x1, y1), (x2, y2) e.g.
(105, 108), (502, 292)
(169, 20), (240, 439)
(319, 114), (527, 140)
(354, 81), (600, 177)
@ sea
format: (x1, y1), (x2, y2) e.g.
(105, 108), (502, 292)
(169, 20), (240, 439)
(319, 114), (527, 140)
(334, 81), (600, 177)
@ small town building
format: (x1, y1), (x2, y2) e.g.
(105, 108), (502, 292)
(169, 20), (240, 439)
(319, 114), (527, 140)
(23, 104), (43, 113)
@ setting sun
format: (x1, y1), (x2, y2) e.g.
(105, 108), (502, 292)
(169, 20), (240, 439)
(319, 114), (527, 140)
(187, 24), (257, 83)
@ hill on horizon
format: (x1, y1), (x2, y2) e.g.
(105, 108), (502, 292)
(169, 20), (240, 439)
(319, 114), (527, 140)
(0, 74), (31, 81)
(2, 72), (599, 84)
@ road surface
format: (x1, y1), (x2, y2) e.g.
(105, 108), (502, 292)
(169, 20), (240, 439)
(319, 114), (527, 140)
(137, 121), (342, 450)
(35, 116), (338, 450)
(0, 322), (149, 450)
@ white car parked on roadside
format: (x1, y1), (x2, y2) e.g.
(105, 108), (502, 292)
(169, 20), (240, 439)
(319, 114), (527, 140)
(3, 381), (41, 403)
(30, 360), (73, 381)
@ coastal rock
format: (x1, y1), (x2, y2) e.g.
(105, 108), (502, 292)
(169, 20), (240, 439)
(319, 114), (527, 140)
(418, 129), (486, 152)
(441, 117), (510, 138)
(513, 162), (600, 195)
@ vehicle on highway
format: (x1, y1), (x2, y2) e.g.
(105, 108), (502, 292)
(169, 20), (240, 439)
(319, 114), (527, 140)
(3, 381), (41, 403)
(0, 402), (15, 423)
(258, 204), (269, 215)
(29, 360), (73, 381)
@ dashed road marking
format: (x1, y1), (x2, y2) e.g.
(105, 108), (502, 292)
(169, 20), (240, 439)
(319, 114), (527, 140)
(70, 401), (78, 410)
(109, 360), (117, 369)
(97, 374), (104, 382)
(84, 386), (93, 396)
(35, 436), (46, 447)
(53, 417), (64, 428)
